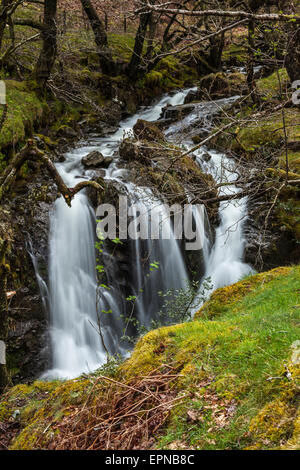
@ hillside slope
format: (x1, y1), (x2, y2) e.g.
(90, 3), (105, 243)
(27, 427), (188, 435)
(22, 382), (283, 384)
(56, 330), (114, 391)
(0, 266), (299, 450)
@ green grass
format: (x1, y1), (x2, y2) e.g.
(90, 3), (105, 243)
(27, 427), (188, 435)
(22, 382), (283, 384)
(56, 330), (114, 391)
(123, 266), (300, 450)
(1, 266), (299, 449)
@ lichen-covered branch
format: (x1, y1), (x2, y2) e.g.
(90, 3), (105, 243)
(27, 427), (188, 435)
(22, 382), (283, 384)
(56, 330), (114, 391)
(0, 139), (105, 206)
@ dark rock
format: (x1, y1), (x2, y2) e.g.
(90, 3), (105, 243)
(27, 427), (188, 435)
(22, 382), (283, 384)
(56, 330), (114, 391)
(133, 119), (165, 142)
(82, 150), (105, 168)
(119, 140), (141, 162)
(101, 157), (114, 168)
(82, 151), (113, 169)
(197, 72), (246, 100)
(287, 141), (300, 151)
(56, 125), (78, 139)
(58, 155), (66, 163)
(202, 153), (211, 162)
(184, 90), (199, 104)
(161, 103), (195, 122)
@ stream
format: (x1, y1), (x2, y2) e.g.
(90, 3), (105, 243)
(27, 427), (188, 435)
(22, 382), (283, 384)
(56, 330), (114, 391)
(41, 88), (253, 379)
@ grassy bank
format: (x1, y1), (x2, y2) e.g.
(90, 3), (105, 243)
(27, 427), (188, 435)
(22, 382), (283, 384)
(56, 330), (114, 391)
(0, 265), (299, 450)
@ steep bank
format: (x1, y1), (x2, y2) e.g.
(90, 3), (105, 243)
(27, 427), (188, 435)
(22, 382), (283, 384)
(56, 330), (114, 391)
(0, 266), (299, 450)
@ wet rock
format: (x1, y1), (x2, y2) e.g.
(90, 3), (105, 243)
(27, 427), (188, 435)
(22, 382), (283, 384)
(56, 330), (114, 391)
(56, 125), (78, 139)
(80, 116), (119, 136)
(90, 169), (106, 179)
(184, 89), (200, 104)
(82, 150), (105, 168)
(202, 153), (211, 162)
(161, 103), (195, 122)
(119, 140), (142, 162)
(58, 155), (66, 163)
(82, 151), (114, 169)
(196, 72), (246, 100)
(133, 119), (165, 142)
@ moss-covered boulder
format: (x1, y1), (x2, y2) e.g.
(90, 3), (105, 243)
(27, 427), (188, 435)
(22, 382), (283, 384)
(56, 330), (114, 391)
(197, 72), (246, 100)
(133, 119), (165, 142)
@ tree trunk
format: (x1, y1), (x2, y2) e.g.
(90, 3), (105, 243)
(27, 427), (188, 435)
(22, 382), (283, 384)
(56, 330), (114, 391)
(278, 0), (300, 82)
(80, 0), (116, 75)
(247, 19), (259, 103)
(208, 31), (225, 70)
(127, 11), (150, 78)
(35, 0), (58, 87)
(0, 0), (12, 53)
(286, 26), (300, 83)
(145, 12), (156, 61)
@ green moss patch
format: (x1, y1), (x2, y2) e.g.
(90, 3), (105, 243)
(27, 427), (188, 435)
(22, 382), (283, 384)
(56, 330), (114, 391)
(0, 80), (47, 170)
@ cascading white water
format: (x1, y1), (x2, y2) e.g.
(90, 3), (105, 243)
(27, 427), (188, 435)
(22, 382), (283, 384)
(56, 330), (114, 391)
(44, 88), (194, 379)
(44, 151), (108, 379)
(125, 184), (189, 325)
(195, 148), (253, 292)
(165, 97), (253, 300)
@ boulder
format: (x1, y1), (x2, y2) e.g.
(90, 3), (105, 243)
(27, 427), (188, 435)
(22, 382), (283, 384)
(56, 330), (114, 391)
(56, 125), (78, 139)
(202, 152), (212, 162)
(162, 103), (195, 121)
(184, 89), (200, 104)
(196, 72), (246, 100)
(119, 140), (141, 162)
(133, 119), (165, 142)
(82, 150), (105, 168)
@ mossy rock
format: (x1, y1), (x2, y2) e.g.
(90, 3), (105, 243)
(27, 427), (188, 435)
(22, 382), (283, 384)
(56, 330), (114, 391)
(133, 119), (165, 142)
(230, 108), (300, 154)
(198, 72), (246, 100)
(0, 80), (47, 171)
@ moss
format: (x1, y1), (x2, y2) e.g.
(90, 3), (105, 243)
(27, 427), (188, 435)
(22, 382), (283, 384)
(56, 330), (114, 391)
(257, 69), (289, 100)
(0, 80), (47, 166)
(0, 401), (13, 421)
(195, 267), (291, 319)
(119, 325), (182, 379)
(222, 41), (248, 66)
(198, 72), (246, 99)
(137, 56), (197, 92)
(108, 33), (136, 62)
(279, 151), (300, 174)
(231, 109), (300, 154)
(248, 363), (300, 449)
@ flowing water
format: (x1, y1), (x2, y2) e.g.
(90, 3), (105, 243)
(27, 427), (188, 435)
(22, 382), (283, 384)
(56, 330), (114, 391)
(41, 88), (252, 379)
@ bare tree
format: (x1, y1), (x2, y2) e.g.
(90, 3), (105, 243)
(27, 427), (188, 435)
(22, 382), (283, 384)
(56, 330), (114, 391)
(35, 0), (58, 86)
(80, 0), (117, 75)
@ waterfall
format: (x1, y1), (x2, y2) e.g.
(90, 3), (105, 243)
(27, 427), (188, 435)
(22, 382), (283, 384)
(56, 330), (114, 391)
(125, 184), (189, 326)
(165, 97), (253, 304)
(43, 88), (194, 379)
(45, 192), (107, 379)
(196, 149), (254, 290)
(40, 88), (252, 379)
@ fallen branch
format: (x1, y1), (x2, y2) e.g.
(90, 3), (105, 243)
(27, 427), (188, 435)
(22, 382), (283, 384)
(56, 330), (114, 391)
(140, 4), (300, 23)
(0, 139), (104, 206)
